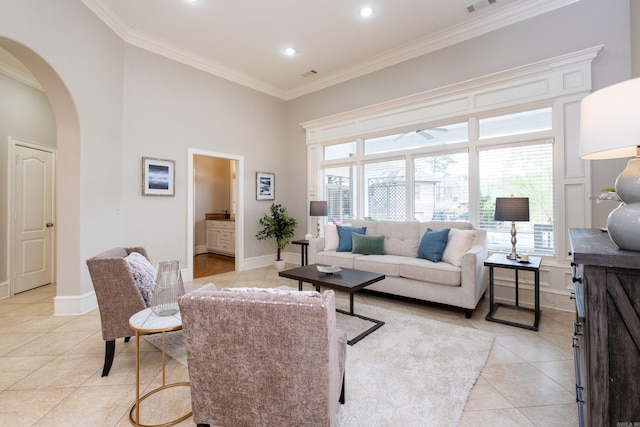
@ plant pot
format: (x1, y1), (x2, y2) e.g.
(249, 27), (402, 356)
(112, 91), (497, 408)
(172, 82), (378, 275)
(274, 260), (286, 270)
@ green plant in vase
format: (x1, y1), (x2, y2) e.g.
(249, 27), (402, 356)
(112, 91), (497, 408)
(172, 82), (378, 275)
(256, 203), (298, 269)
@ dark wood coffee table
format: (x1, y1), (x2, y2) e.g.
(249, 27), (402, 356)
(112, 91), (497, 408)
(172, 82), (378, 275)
(278, 264), (385, 344)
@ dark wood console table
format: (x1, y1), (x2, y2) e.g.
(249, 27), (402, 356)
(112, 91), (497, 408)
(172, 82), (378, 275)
(569, 228), (640, 427)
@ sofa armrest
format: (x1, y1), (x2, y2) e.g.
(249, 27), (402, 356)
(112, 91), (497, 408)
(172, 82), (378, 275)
(308, 237), (325, 265)
(460, 230), (488, 302)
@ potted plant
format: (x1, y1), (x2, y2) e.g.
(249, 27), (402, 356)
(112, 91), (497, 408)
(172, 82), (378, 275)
(256, 203), (298, 270)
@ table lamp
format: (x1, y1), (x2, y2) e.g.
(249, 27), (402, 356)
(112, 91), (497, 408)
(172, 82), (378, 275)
(495, 197), (530, 260)
(310, 201), (328, 238)
(579, 77), (640, 251)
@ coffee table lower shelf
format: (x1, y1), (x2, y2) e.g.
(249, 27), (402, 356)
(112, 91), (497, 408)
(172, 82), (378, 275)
(337, 309), (385, 345)
(278, 264), (386, 346)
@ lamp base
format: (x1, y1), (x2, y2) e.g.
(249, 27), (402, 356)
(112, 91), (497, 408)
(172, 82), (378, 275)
(506, 252), (519, 260)
(607, 203), (640, 251)
(606, 156), (640, 251)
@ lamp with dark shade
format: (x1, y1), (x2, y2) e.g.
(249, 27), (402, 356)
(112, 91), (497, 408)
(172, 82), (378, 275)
(310, 201), (328, 238)
(579, 77), (640, 251)
(495, 197), (530, 260)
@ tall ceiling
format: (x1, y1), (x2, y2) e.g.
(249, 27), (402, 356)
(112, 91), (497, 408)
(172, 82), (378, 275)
(1, 0), (577, 100)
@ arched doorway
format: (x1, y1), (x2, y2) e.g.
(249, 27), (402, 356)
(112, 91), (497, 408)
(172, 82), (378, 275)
(0, 38), (82, 314)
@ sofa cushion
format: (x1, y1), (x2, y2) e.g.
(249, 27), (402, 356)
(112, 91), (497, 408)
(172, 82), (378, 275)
(336, 225), (366, 252)
(324, 224), (339, 251)
(351, 233), (385, 255)
(419, 221), (473, 238)
(399, 258), (462, 287)
(123, 252), (156, 305)
(323, 223), (352, 251)
(353, 255), (404, 277)
(417, 228), (450, 262)
(441, 229), (477, 267)
(376, 221), (420, 257)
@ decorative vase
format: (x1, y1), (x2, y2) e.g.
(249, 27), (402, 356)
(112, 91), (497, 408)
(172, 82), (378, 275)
(606, 158), (640, 251)
(151, 260), (185, 316)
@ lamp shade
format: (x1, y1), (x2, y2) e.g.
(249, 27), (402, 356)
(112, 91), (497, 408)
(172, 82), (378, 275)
(579, 77), (640, 160)
(495, 197), (530, 222)
(310, 201), (328, 217)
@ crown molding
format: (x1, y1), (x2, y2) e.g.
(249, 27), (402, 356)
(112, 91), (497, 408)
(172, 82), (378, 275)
(0, 62), (42, 91)
(82, 0), (579, 101)
(125, 28), (288, 99)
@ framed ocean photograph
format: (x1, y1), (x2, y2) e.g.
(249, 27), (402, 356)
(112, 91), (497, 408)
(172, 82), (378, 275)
(256, 171), (275, 200)
(142, 157), (175, 196)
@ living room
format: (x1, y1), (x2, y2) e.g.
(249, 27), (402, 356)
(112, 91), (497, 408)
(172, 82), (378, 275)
(0, 0), (638, 425)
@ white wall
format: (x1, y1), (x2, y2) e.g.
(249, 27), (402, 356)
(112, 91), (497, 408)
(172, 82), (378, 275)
(119, 45), (289, 267)
(0, 0), (635, 313)
(0, 0), (126, 314)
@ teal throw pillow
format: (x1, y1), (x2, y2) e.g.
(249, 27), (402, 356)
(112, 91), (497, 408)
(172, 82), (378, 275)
(336, 225), (366, 252)
(351, 233), (385, 255)
(417, 228), (450, 262)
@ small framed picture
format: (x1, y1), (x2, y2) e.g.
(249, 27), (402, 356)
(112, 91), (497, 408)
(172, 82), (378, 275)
(142, 157), (175, 196)
(256, 171), (275, 200)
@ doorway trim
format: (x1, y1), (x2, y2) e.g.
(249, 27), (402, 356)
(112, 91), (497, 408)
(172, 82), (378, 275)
(187, 148), (244, 281)
(7, 136), (57, 297)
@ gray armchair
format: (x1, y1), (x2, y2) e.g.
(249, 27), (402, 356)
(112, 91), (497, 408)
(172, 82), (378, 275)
(86, 247), (154, 376)
(179, 285), (347, 427)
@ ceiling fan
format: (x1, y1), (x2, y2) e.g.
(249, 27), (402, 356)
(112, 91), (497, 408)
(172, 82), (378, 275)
(394, 127), (448, 141)
(416, 127), (448, 140)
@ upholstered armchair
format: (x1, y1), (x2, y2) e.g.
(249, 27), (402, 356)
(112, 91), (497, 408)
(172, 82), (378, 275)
(179, 285), (347, 427)
(86, 247), (156, 376)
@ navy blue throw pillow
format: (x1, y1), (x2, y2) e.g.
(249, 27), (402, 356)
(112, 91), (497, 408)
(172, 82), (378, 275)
(336, 225), (367, 252)
(417, 228), (450, 262)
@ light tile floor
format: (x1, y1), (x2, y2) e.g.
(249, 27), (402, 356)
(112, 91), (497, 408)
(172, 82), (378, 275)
(0, 264), (578, 426)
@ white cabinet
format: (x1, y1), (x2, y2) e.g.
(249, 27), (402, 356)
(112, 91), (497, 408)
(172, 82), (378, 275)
(206, 220), (235, 256)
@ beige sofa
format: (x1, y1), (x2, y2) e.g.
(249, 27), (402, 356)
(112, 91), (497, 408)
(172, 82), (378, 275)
(308, 220), (488, 317)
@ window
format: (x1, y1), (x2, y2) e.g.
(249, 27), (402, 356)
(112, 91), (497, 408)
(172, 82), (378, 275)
(413, 152), (469, 222)
(364, 122), (468, 155)
(324, 165), (356, 222)
(364, 160), (406, 220)
(319, 109), (555, 256)
(324, 141), (356, 160)
(479, 108), (552, 140)
(478, 141), (554, 255)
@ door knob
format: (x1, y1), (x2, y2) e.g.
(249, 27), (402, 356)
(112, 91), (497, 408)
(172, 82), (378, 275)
(46, 222), (54, 228)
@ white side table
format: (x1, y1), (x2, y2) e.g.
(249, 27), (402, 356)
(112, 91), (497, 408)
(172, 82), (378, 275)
(128, 308), (191, 427)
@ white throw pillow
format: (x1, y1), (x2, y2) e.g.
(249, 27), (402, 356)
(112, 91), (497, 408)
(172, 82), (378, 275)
(124, 252), (157, 306)
(441, 229), (477, 267)
(324, 224), (339, 251)
(323, 223), (351, 251)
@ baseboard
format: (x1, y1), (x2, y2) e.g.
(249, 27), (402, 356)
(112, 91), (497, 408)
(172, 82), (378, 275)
(53, 290), (98, 316)
(242, 250), (301, 270)
(0, 280), (8, 300)
(194, 245), (208, 255)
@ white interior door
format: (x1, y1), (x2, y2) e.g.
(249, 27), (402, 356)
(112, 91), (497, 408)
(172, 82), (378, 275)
(12, 141), (55, 294)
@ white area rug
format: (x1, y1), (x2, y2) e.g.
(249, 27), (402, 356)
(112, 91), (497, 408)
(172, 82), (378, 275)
(144, 304), (494, 427)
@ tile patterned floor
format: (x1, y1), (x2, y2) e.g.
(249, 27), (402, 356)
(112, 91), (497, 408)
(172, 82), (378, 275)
(0, 264), (578, 426)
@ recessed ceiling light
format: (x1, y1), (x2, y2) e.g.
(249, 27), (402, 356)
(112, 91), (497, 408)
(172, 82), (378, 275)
(185, 0), (199, 3)
(360, 6), (374, 17)
(283, 47), (297, 56)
